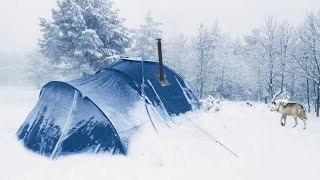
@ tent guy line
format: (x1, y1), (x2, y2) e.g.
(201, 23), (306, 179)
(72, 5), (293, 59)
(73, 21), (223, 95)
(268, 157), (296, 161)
(159, 96), (240, 158)
(141, 59), (158, 133)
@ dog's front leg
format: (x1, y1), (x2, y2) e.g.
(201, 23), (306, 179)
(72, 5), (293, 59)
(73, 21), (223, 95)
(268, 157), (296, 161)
(280, 115), (286, 126)
(283, 115), (287, 126)
(293, 115), (298, 128)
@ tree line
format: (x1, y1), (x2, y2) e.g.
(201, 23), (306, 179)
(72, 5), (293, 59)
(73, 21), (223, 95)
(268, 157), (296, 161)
(23, 0), (320, 116)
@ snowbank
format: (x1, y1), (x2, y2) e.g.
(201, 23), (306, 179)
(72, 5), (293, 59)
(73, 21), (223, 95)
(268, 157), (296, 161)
(1, 87), (320, 180)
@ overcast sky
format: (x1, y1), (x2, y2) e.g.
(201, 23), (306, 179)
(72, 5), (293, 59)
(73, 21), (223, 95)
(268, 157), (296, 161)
(1, 0), (319, 55)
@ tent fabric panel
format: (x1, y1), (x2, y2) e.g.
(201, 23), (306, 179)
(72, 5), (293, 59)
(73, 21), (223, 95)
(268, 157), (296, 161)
(17, 82), (75, 156)
(55, 95), (125, 156)
(109, 60), (199, 115)
(68, 69), (145, 140)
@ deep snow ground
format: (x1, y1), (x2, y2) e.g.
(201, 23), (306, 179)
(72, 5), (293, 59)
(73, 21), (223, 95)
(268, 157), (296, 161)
(1, 86), (320, 180)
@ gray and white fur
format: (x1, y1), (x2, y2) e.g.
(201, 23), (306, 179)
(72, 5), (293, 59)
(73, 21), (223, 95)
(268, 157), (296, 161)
(271, 100), (307, 129)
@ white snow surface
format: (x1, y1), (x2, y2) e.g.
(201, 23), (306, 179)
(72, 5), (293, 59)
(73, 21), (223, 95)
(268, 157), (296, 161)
(1, 86), (320, 180)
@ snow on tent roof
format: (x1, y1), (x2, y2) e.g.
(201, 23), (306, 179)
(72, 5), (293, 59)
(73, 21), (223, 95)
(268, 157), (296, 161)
(107, 59), (199, 114)
(17, 58), (200, 158)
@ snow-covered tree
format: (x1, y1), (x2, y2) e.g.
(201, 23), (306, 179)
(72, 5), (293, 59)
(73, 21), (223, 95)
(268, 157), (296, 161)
(23, 50), (61, 89)
(278, 20), (294, 93)
(293, 11), (320, 116)
(259, 17), (280, 100)
(191, 23), (220, 99)
(244, 29), (265, 101)
(166, 33), (190, 75)
(244, 17), (293, 102)
(129, 11), (163, 59)
(39, 0), (131, 78)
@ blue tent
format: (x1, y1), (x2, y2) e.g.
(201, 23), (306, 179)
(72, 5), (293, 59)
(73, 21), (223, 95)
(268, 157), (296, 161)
(17, 58), (199, 158)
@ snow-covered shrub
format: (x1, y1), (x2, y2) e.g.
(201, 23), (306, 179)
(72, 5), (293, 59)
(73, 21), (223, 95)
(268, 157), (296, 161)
(201, 95), (220, 112)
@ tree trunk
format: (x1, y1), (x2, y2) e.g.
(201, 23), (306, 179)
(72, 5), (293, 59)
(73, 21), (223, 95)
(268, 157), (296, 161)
(199, 79), (204, 99)
(219, 66), (225, 100)
(280, 63), (284, 93)
(198, 48), (204, 99)
(258, 64), (262, 102)
(307, 78), (310, 113)
(264, 96), (268, 104)
(317, 83), (320, 117)
(314, 81), (317, 113)
(269, 74), (273, 100)
(291, 73), (294, 98)
(269, 62), (274, 100)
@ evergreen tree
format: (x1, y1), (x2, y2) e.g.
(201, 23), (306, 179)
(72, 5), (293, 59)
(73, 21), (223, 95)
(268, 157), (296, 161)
(39, 0), (131, 78)
(130, 11), (163, 59)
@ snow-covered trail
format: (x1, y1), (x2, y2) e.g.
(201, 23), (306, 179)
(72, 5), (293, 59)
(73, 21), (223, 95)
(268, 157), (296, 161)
(1, 87), (320, 180)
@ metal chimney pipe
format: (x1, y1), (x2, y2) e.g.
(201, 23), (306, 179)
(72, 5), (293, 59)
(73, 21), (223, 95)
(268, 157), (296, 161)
(156, 38), (165, 82)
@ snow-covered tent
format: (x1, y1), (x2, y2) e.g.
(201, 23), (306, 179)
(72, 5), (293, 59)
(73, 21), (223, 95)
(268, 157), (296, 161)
(17, 58), (199, 158)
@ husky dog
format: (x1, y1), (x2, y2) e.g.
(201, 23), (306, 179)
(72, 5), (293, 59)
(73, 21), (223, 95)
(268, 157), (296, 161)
(271, 100), (307, 129)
